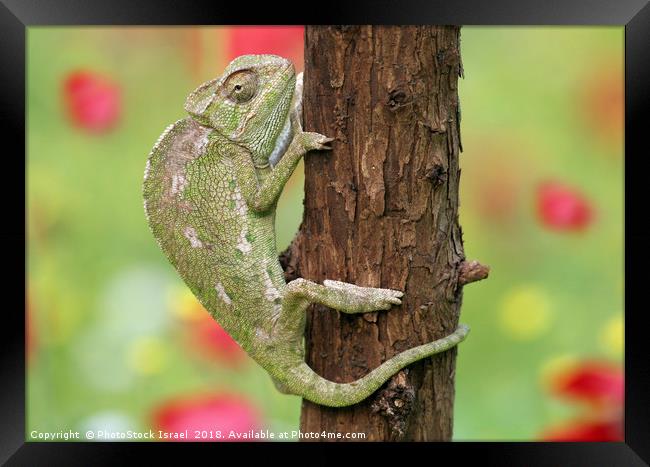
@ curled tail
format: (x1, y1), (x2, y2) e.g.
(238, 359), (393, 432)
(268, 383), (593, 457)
(284, 324), (470, 407)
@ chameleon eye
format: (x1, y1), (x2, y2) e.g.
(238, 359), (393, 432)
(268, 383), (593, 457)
(225, 70), (257, 103)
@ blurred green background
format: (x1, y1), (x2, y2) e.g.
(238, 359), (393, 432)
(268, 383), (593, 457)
(27, 26), (623, 441)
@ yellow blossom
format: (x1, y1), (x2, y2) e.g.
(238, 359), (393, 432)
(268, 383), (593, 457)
(127, 336), (167, 375)
(499, 285), (553, 340)
(600, 314), (623, 356)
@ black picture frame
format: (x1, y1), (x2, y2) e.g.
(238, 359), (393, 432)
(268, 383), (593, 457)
(5, 0), (648, 464)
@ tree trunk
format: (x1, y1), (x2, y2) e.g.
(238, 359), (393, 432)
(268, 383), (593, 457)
(280, 25), (486, 441)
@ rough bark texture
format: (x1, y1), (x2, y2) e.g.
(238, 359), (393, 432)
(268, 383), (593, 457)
(283, 25), (469, 441)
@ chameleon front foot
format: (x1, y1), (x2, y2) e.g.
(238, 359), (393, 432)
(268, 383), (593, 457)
(288, 100), (334, 152)
(298, 132), (334, 152)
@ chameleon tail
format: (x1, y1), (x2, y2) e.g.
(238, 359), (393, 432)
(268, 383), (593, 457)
(287, 324), (470, 408)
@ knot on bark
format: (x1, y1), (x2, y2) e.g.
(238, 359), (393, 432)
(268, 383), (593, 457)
(387, 88), (411, 112)
(425, 162), (447, 187)
(458, 260), (490, 286)
(371, 370), (415, 440)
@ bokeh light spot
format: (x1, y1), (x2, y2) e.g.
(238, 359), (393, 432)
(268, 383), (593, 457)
(62, 70), (122, 133)
(499, 285), (553, 340)
(600, 315), (623, 357)
(127, 336), (168, 375)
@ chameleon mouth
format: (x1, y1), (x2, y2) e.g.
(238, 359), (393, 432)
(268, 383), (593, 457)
(268, 72), (303, 167)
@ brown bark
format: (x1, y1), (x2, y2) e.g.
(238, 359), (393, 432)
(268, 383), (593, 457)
(281, 25), (483, 441)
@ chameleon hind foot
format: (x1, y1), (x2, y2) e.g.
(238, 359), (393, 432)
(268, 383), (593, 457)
(323, 279), (403, 311)
(284, 278), (402, 314)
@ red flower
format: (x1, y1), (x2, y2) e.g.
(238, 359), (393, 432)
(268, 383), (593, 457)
(226, 26), (304, 68)
(151, 393), (261, 441)
(540, 359), (623, 441)
(541, 419), (622, 442)
(549, 360), (623, 408)
(63, 70), (121, 132)
(536, 181), (594, 232)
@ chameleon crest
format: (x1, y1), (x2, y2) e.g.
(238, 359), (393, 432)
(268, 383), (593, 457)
(143, 54), (469, 407)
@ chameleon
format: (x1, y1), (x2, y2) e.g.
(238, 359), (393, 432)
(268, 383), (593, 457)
(142, 54), (470, 407)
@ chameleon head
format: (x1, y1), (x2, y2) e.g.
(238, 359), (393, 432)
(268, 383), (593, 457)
(184, 54), (297, 165)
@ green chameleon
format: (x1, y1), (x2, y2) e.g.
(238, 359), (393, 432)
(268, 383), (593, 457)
(143, 54), (469, 407)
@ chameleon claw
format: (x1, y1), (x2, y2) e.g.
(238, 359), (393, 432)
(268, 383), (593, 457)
(301, 132), (334, 152)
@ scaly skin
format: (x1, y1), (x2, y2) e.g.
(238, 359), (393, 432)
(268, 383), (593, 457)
(143, 54), (469, 407)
